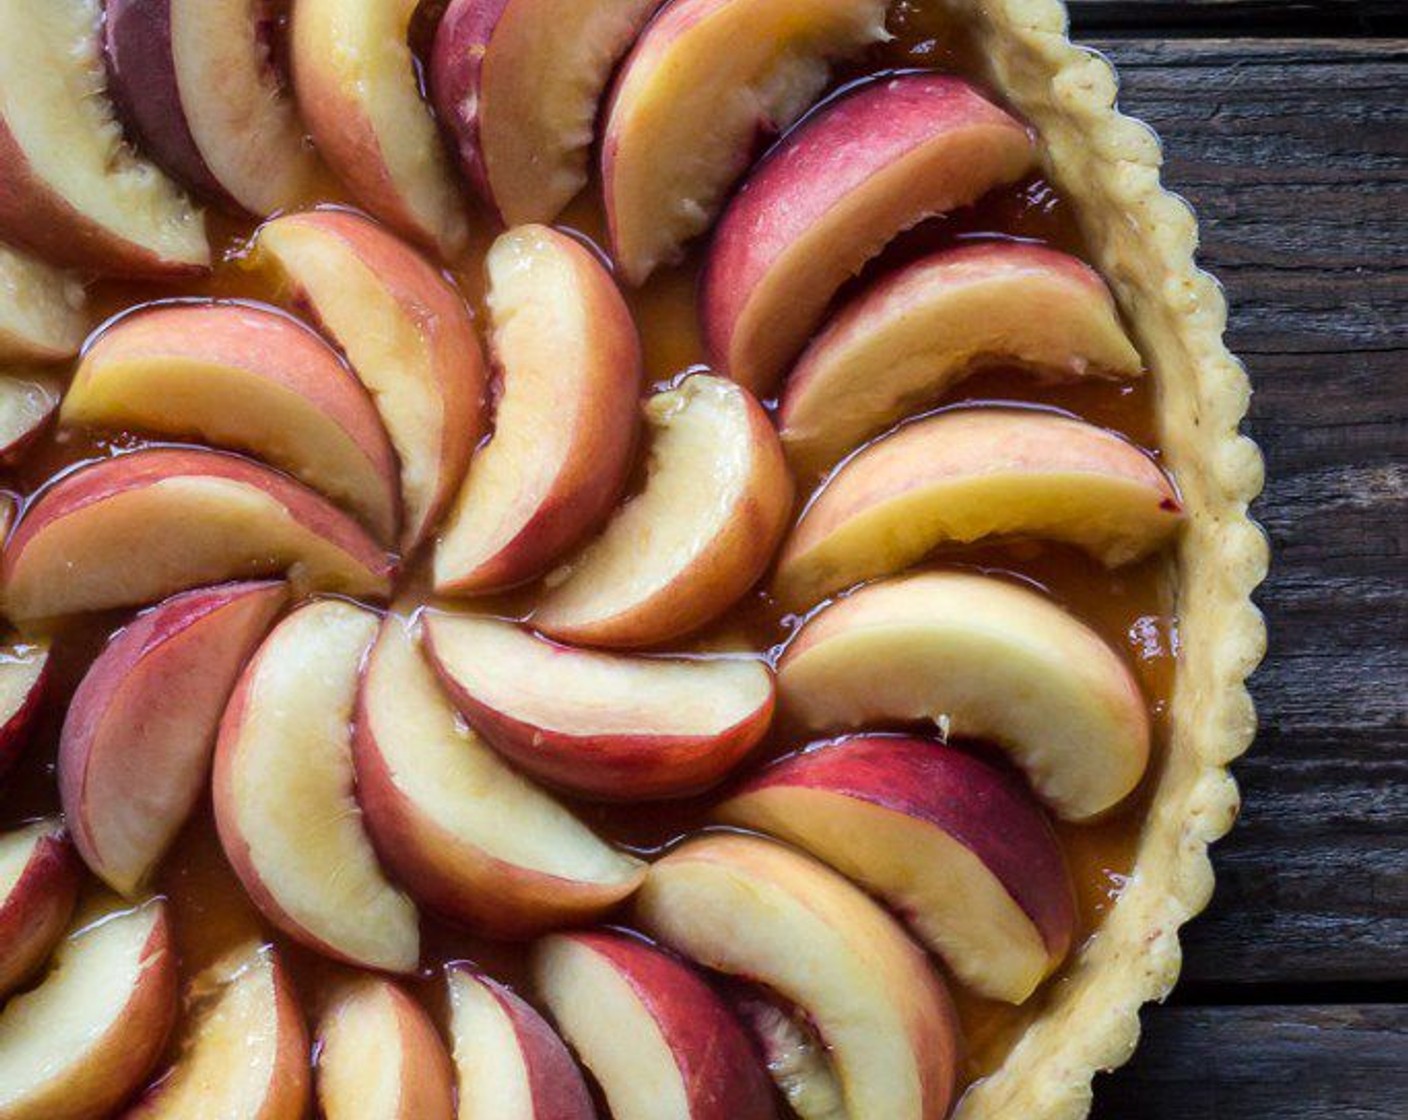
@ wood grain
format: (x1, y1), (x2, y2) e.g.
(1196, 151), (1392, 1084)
(1091, 1006), (1408, 1118)
(1080, 35), (1407, 988)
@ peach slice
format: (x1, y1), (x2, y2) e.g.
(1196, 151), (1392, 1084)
(65, 302), (400, 541)
(317, 977), (455, 1120)
(446, 967), (594, 1120)
(777, 243), (1145, 472)
(0, 244), (86, 361)
(778, 571), (1151, 819)
(353, 612), (644, 938)
(601, 0), (889, 284)
(214, 600), (420, 972)
(0, 900), (178, 1120)
(0, 0), (207, 275)
(431, 0), (659, 225)
(124, 942), (310, 1120)
(719, 735), (1077, 1003)
(251, 209), (487, 552)
(0, 821), (80, 999)
(2, 447), (393, 620)
(103, 0), (319, 214)
(435, 225), (640, 594)
(292, 0), (467, 256)
(638, 832), (958, 1120)
(0, 642), (50, 777)
(532, 374), (793, 648)
(533, 930), (777, 1120)
(0, 374), (61, 463)
(702, 74), (1036, 393)
(774, 408), (1183, 609)
(424, 613), (774, 800)
(59, 581), (288, 896)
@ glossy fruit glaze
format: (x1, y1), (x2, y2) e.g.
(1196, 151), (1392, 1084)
(0, 0), (1177, 1098)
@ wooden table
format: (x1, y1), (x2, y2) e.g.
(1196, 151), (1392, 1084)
(1062, 2), (1407, 1115)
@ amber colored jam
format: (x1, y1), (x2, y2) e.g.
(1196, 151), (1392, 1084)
(0, 0), (1178, 1103)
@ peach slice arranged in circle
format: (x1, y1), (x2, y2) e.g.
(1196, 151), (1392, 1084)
(774, 408), (1183, 610)
(702, 74), (1036, 394)
(425, 613), (774, 801)
(2, 448), (394, 619)
(251, 209), (488, 552)
(292, 0), (468, 256)
(0, 899), (178, 1120)
(354, 613), (644, 939)
(65, 302), (401, 542)
(60, 581), (288, 896)
(124, 942), (309, 1120)
(446, 967), (595, 1120)
(719, 735), (1077, 1003)
(103, 0), (319, 215)
(0, 641), (51, 778)
(0, 0), (207, 275)
(0, 375), (61, 465)
(778, 572), (1151, 820)
(318, 976), (455, 1120)
(215, 599), (420, 972)
(432, 0), (660, 226)
(638, 832), (959, 1120)
(602, 0), (890, 284)
(436, 225), (640, 594)
(533, 930), (778, 1120)
(533, 374), (793, 648)
(0, 821), (80, 999)
(0, 245), (86, 361)
(778, 243), (1146, 473)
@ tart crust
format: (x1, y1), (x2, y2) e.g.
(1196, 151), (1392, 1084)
(948, 1), (1269, 1115)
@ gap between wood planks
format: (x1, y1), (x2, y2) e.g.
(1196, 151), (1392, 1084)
(1069, 0), (1408, 38)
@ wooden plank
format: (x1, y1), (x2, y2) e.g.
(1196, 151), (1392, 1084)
(1070, 1), (1406, 37)
(1076, 36), (1408, 984)
(1091, 1005), (1408, 1118)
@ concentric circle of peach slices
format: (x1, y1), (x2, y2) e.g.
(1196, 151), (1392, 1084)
(0, 1), (1265, 1118)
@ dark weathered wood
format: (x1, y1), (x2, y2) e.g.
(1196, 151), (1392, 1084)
(1079, 35), (1408, 988)
(1071, 1), (1407, 37)
(1092, 1005), (1408, 1118)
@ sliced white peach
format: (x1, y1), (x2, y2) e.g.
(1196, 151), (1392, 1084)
(446, 967), (594, 1120)
(0, 244), (86, 361)
(0, 641), (50, 777)
(317, 977), (455, 1120)
(65, 302), (400, 541)
(638, 832), (958, 1120)
(435, 224), (640, 593)
(720, 735), (1077, 1002)
(0, 900), (178, 1120)
(424, 613), (774, 800)
(214, 600), (420, 972)
(124, 942), (310, 1120)
(103, 0), (319, 214)
(602, 0), (889, 284)
(431, 0), (659, 225)
(778, 571), (1151, 819)
(0, 821), (80, 998)
(0, 374), (61, 463)
(774, 408), (1183, 609)
(59, 581), (288, 895)
(353, 612), (644, 938)
(533, 930), (777, 1120)
(0, 0), (207, 275)
(532, 374), (793, 648)
(778, 243), (1145, 472)
(251, 209), (488, 552)
(702, 73), (1036, 393)
(292, 0), (467, 257)
(2, 447), (393, 620)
